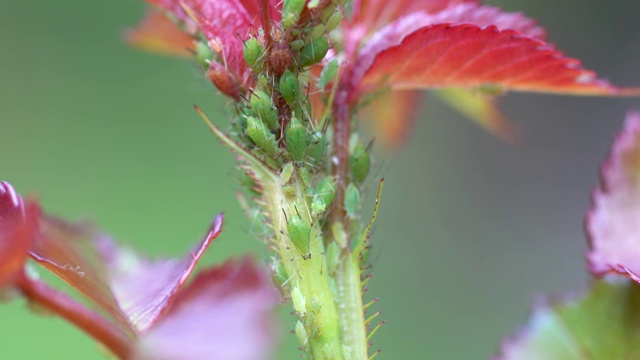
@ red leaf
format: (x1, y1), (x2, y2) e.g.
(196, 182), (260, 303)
(30, 212), (223, 334)
(134, 257), (277, 360)
(586, 112), (640, 279)
(0, 182), (32, 287)
(125, 9), (195, 57)
(360, 23), (634, 97)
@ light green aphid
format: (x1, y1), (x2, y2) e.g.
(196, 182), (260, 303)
(306, 131), (326, 165)
(286, 118), (307, 162)
(345, 182), (360, 219)
(280, 162), (295, 184)
(325, 11), (343, 32)
(288, 213), (311, 259)
(325, 241), (340, 274)
(295, 321), (309, 346)
(247, 116), (277, 156)
(292, 286), (307, 316)
(271, 259), (289, 291)
(243, 37), (264, 72)
(318, 59), (338, 90)
(311, 23), (326, 39)
(350, 141), (370, 183)
(250, 90), (278, 130)
(298, 166), (311, 188)
(300, 37), (329, 67)
(195, 41), (214, 70)
(279, 70), (299, 105)
(290, 39), (305, 51)
(282, 0), (305, 29)
(314, 176), (336, 209)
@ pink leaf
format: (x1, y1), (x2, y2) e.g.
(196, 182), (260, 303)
(30, 211), (223, 334)
(124, 9), (195, 57)
(586, 112), (640, 279)
(359, 23), (635, 97)
(0, 182), (32, 287)
(134, 257), (277, 360)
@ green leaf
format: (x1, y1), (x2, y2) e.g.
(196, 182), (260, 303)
(497, 279), (640, 360)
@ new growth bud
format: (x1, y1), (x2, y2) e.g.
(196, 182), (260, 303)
(207, 62), (241, 100)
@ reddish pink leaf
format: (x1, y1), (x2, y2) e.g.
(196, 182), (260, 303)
(0, 182), (32, 287)
(351, 4), (546, 84)
(97, 213), (223, 333)
(124, 9), (195, 57)
(134, 257), (277, 360)
(586, 112), (640, 278)
(30, 211), (223, 334)
(359, 23), (635, 97)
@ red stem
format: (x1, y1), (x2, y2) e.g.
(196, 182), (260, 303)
(331, 69), (353, 232)
(258, 0), (273, 51)
(18, 274), (135, 359)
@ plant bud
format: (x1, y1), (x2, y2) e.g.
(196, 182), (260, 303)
(345, 182), (360, 219)
(250, 90), (278, 130)
(270, 41), (293, 76)
(195, 41), (214, 70)
(243, 37), (264, 72)
(288, 213), (311, 259)
(282, 0), (306, 29)
(286, 118), (307, 162)
(207, 62), (241, 100)
(279, 70), (300, 106)
(299, 37), (329, 67)
(247, 116), (278, 156)
(305, 131), (326, 165)
(317, 59), (338, 90)
(350, 141), (370, 183)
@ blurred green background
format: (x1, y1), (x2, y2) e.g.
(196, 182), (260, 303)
(1, 0), (639, 358)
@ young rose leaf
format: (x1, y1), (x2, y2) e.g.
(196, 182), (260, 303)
(29, 211), (224, 334)
(360, 23), (636, 97)
(496, 279), (640, 360)
(586, 112), (640, 279)
(0, 182), (33, 288)
(133, 257), (277, 360)
(124, 9), (195, 57)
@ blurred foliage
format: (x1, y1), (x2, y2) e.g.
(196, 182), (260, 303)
(1, 0), (639, 358)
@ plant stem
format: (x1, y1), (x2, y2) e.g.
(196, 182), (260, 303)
(335, 249), (368, 359)
(18, 273), (135, 359)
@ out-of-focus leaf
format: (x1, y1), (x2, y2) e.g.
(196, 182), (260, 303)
(98, 213), (223, 333)
(360, 23), (637, 96)
(358, 89), (421, 148)
(0, 182), (32, 287)
(434, 88), (518, 143)
(30, 211), (224, 335)
(496, 279), (640, 360)
(586, 112), (640, 278)
(134, 257), (277, 360)
(124, 9), (195, 57)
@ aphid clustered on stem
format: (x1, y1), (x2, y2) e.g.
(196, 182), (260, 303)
(3, 0), (640, 359)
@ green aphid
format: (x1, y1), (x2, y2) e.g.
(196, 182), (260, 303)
(243, 37), (264, 72)
(344, 182), (360, 219)
(305, 131), (326, 166)
(324, 10), (343, 32)
(295, 321), (309, 347)
(282, 0), (305, 29)
(279, 70), (300, 106)
(195, 41), (214, 70)
(318, 59), (338, 90)
(288, 213), (311, 259)
(298, 166), (311, 188)
(286, 118), (307, 162)
(290, 39), (305, 51)
(299, 37), (329, 67)
(250, 90), (278, 130)
(310, 23), (326, 39)
(246, 116), (278, 156)
(314, 176), (336, 209)
(325, 241), (340, 274)
(271, 259), (289, 292)
(350, 141), (370, 183)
